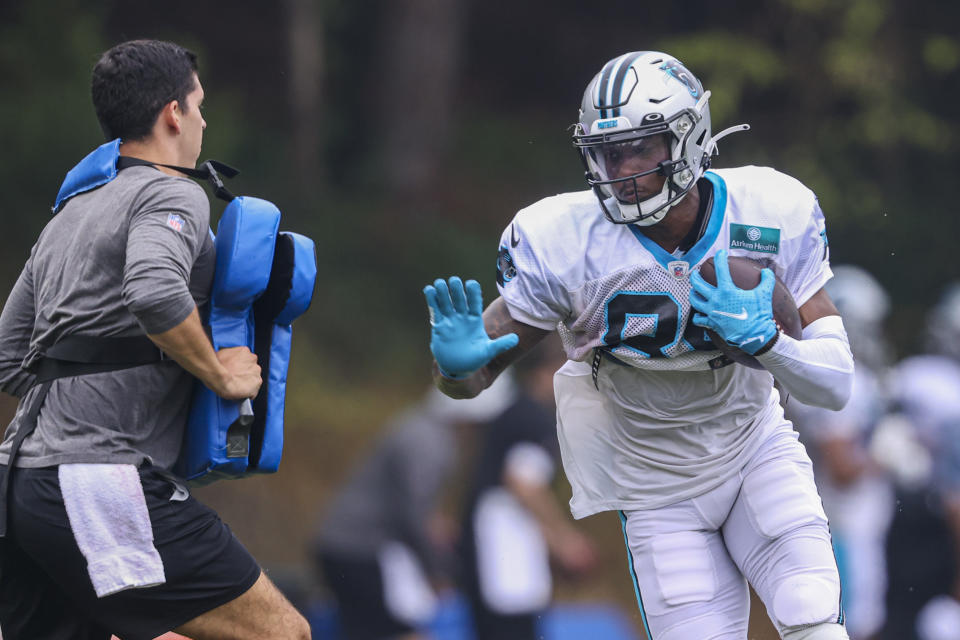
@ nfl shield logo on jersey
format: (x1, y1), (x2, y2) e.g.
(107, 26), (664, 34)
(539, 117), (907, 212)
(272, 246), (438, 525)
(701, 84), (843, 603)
(668, 260), (689, 280)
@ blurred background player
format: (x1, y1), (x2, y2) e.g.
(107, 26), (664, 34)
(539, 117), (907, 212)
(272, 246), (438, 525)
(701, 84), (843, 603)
(312, 377), (515, 640)
(787, 264), (896, 640)
(879, 282), (960, 640)
(459, 334), (597, 640)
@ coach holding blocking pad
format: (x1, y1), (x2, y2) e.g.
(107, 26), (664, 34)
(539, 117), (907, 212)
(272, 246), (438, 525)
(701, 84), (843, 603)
(0, 40), (309, 639)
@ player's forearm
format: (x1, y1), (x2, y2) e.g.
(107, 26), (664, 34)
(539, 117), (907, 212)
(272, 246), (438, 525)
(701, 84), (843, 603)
(147, 307), (229, 392)
(432, 361), (494, 398)
(755, 315), (854, 410)
(505, 474), (576, 552)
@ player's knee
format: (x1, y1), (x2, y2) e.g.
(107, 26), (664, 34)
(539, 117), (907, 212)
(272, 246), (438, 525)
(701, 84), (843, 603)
(771, 573), (841, 629)
(781, 621), (850, 640)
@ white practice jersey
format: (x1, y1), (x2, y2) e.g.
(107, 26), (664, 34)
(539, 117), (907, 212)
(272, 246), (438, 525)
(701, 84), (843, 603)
(496, 166), (833, 515)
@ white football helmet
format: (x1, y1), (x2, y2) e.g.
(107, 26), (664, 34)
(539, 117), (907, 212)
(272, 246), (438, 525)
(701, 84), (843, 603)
(573, 51), (748, 226)
(926, 282), (960, 361)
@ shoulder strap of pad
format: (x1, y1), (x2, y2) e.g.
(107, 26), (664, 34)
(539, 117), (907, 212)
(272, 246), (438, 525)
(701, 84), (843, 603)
(117, 157), (240, 203)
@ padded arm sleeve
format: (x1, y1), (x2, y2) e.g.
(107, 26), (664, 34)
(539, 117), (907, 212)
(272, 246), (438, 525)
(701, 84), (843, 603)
(755, 315), (854, 410)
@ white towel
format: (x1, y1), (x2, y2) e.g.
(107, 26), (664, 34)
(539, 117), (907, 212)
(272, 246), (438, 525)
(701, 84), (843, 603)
(378, 541), (438, 625)
(58, 463), (166, 597)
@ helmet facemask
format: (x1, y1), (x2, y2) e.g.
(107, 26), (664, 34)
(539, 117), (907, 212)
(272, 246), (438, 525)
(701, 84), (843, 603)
(574, 94), (711, 226)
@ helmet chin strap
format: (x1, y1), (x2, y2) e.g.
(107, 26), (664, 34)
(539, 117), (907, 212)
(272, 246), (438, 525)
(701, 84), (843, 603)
(621, 196), (670, 226)
(620, 160), (687, 227)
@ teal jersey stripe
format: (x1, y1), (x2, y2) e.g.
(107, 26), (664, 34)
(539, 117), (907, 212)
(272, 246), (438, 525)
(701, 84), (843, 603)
(619, 511), (653, 639)
(828, 520), (846, 626)
(628, 171), (728, 270)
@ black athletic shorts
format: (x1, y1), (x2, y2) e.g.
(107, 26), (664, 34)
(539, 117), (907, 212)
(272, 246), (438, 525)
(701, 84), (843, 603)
(318, 549), (416, 640)
(0, 464), (261, 640)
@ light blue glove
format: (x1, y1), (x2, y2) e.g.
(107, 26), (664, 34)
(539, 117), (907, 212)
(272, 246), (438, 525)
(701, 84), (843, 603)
(689, 250), (778, 355)
(423, 276), (519, 378)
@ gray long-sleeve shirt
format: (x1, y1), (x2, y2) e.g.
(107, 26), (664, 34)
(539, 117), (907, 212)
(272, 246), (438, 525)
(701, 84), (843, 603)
(0, 164), (214, 470)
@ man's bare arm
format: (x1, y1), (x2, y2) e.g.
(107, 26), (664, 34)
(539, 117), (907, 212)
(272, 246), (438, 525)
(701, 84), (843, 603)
(147, 307), (261, 401)
(504, 468), (597, 575)
(433, 297), (550, 399)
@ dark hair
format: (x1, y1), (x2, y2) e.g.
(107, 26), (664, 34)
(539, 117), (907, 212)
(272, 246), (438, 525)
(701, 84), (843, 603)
(91, 39), (198, 141)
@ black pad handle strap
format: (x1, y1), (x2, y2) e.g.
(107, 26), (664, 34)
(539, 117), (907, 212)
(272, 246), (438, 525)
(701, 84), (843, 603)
(44, 335), (163, 365)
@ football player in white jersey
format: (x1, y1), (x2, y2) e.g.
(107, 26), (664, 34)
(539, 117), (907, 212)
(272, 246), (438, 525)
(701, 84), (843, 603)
(423, 51), (855, 640)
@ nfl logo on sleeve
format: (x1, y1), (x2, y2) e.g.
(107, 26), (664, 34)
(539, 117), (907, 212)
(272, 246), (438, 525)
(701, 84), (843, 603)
(166, 213), (185, 233)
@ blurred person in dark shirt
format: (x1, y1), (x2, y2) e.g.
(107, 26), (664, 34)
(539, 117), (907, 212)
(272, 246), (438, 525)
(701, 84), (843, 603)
(313, 378), (515, 640)
(881, 282), (960, 640)
(459, 334), (597, 640)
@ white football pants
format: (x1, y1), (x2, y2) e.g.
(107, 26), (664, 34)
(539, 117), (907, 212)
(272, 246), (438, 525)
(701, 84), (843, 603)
(620, 427), (847, 640)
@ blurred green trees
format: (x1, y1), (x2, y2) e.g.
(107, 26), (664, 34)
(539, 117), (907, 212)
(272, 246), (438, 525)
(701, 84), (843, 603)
(1, 0), (957, 380)
(1, 6), (956, 632)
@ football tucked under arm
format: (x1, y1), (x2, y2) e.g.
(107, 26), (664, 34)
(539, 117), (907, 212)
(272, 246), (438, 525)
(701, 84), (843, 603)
(695, 253), (802, 368)
(694, 253), (854, 410)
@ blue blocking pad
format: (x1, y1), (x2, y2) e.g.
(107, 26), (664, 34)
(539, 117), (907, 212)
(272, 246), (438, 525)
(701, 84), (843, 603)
(176, 199), (316, 484)
(177, 196), (280, 481)
(53, 139), (121, 213)
(208, 197), (281, 352)
(247, 232), (317, 475)
(50, 139), (316, 484)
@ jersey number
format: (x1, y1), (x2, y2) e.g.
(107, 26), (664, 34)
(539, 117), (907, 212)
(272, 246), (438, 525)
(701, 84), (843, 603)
(603, 292), (712, 358)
